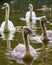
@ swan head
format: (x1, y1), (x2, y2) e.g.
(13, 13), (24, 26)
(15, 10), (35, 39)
(28, 4), (33, 10)
(41, 16), (49, 23)
(23, 26), (35, 36)
(1, 3), (9, 9)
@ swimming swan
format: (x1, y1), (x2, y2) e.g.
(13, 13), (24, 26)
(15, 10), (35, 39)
(11, 26), (37, 64)
(30, 17), (52, 43)
(20, 4), (36, 27)
(0, 3), (15, 33)
(20, 4), (46, 28)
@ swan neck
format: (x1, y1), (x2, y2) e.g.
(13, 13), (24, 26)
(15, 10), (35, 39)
(30, 8), (32, 21)
(4, 6), (10, 32)
(24, 34), (30, 52)
(41, 21), (47, 37)
(5, 7), (10, 22)
(22, 30), (30, 52)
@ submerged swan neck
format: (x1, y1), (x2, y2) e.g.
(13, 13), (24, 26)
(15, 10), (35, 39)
(22, 30), (30, 52)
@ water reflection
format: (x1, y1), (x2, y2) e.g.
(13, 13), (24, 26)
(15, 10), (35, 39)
(0, 32), (15, 52)
(0, 32), (15, 40)
(0, 32), (15, 65)
(38, 47), (49, 65)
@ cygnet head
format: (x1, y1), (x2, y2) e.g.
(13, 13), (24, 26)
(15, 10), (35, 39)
(23, 26), (35, 36)
(28, 4), (33, 10)
(41, 16), (49, 23)
(1, 3), (9, 9)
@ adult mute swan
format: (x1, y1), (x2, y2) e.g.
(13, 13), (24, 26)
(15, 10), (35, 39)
(20, 4), (36, 28)
(11, 26), (37, 64)
(30, 17), (52, 45)
(20, 4), (45, 28)
(0, 3), (15, 33)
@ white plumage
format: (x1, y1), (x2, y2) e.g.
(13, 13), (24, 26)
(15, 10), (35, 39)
(0, 3), (15, 32)
(0, 20), (15, 32)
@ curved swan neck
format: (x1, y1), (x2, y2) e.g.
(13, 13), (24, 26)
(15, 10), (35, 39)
(22, 30), (30, 52)
(40, 20), (49, 48)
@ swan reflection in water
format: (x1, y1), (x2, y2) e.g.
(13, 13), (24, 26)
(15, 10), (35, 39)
(38, 46), (49, 65)
(0, 31), (15, 52)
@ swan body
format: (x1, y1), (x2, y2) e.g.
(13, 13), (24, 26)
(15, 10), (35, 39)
(11, 44), (37, 64)
(30, 30), (52, 43)
(11, 26), (38, 64)
(25, 11), (36, 27)
(0, 20), (15, 32)
(0, 3), (15, 33)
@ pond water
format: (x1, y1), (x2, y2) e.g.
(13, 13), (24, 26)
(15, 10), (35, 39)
(0, 1), (52, 65)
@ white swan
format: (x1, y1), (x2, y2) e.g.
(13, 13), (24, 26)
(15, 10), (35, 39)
(20, 4), (37, 28)
(30, 17), (52, 43)
(11, 26), (38, 64)
(20, 4), (46, 28)
(0, 3), (15, 33)
(37, 5), (51, 12)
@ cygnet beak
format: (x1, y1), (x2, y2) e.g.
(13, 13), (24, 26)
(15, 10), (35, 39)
(29, 29), (35, 36)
